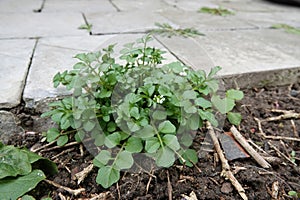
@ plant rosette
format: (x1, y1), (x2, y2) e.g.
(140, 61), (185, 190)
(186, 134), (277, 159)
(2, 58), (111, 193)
(42, 34), (243, 188)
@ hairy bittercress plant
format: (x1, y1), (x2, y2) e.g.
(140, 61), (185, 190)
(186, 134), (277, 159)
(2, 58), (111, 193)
(42, 35), (243, 188)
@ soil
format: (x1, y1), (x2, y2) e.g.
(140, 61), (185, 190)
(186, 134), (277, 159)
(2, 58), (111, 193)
(6, 81), (300, 200)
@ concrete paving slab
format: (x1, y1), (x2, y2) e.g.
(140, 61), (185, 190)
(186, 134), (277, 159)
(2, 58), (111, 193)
(86, 10), (175, 34)
(0, 0), (42, 13)
(160, 9), (256, 31)
(0, 13), (86, 38)
(157, 30), (300, 77)
(163, 0), (219, 11)
(43, 0), (116, 13)
(234, 11), (300, 28)
(245, 29), (300, 60)
(23, 34), (178, 107)
(0, 39), (36, 108)
(218, 0), (300, 12)
(111, 0), (169, 12)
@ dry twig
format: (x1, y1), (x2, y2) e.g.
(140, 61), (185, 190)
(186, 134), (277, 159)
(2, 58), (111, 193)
(146, 169), (154, 194)
(167, 170), (173, 200)
(44, 179), (85, 196)
(267, 141), (297, 166)
(90, 192), (112, 200)
(230, 126), (271, 168)
(40, 141), (80, 152)
(207, 122), (248, 200)
(261, 112), (300, 122)
(254, 118), (300, 142)
(75, 163), (94, 184)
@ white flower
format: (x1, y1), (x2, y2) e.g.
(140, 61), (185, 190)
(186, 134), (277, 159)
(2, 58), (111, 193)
(153, 95), (166, 104)
(179, 71), (187, 76)
(99, 71), (104, 76)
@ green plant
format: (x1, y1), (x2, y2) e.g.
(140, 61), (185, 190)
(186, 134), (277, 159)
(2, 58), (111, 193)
(288, 190), (300, 198)
(198, 7), (234, 16)
(150, 22), (205, 38)
(42, 34), (243, 188)
(271, 24), (300, 35)
(78, 23), (93, 33)
(0, 142), (57, 200)
(290, 150), (296, 163)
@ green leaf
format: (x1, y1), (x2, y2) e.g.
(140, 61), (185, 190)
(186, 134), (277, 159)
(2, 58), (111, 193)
(114, 151), (134, 170)
(145, 137), (160, 153)
(94, 133), (105, 146)
(156, 147), (175, 167)
(130, 107), (140, 120)
(93, 150), (111, 167)
(180, 149), (198, 167)
(180, 133), (193, 147)
(187, 114), (200, 130)
(208, 66), (222, 78)
(56, 135), (68, 146)
(152, 110), (167, 120)
(0, 145), (31, 179)
(211, 95), (235, 114)
(205, 79), (219, 93)
(227, 112), (242, 125)
(158, 120), (176, 134)
(163, 135), (180, 151)
(21, 195), (35, 200)
(134, 125), (155, 139)
(125, 137), (143, 153)
(96, 166), (120, 189)
(183, 90), (197, 99)
(83, 120), (95, 132)
(195, 97), (212, 109)
(182, 100), (197, 114)
(104, 132), (121, 148)
(226, 89), (244, 100)
(0, 169), (46, 200)
(75, 130), (85, 142)
(198, 7), (234, 16)
(46, 128), (60, 143)
(198, 110), (218, 127)
(22, 149), (58, 176)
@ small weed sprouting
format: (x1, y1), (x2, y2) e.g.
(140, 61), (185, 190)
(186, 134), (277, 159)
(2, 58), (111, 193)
(42, 34), (243, 188)
(78, 23), (93, 33)
(271, 24), (300, 35)
(288, 190), (300, 198)
(198, 7), (234, 16)
(150, 22), (205, 38)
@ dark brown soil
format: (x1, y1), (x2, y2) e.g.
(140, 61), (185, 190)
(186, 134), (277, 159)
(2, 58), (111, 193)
(7, 81), (300, 200)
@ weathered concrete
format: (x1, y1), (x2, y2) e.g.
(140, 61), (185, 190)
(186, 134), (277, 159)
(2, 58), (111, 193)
(157, 30), (300, 77)
(0, 0), (42, 13)
(160, 9), (257, 31)
(234, 11), (300, 28)
(23, 34), (178, 107)
(0, 39), (36, 108)
(86, 10), (176, 34)
(43, 0), (116, 13)
(0, 13), (86, 38)
(111, 0), (169, 12)
(163, 0), (218, 11)
(0, 111), (24, 144)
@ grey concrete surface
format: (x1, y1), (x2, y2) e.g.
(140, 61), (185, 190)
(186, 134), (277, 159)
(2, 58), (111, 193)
(0, 39), (36, 108)
(0, 0), (299, 109)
